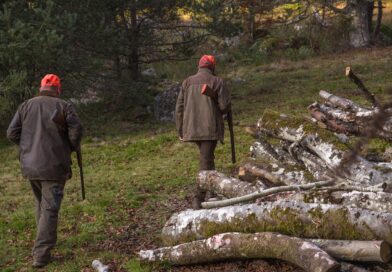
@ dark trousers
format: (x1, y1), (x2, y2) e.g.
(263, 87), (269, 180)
(193, 140), (217, 208)
(195, 140), (217, 171)
(30, 180), (65, 262)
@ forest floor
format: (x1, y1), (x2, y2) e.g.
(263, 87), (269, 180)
(2, 46), (392, 272)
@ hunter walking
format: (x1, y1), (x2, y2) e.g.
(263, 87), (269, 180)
(175, 55), (231, 208)
(7, 74), (83, 268)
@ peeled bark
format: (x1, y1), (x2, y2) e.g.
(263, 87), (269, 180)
(308, 239), (391, 263)
(162, 200), (392, 246)
(140, 232), (340, 272)
(197, 171), (266, 199)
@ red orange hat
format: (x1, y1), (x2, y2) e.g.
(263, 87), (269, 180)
(198, 55), (216, 70)
(40, 74), (61, 93)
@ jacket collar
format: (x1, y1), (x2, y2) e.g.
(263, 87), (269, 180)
(197, 67), (215, 75)
(38, 90), (60, 98)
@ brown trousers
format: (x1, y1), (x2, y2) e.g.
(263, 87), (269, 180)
(193, 140), (217, 208)
(30, 180), (65, 262)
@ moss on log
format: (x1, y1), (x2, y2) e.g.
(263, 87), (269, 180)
(257, 109), (349, 151)
(162, 200), (392, 246)
(140, 232), (340, 272)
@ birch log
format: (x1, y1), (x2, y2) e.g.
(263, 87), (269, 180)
(140, 232), (340, 272)
(238, 162), (308, 186)
(302, 134), (392, 186)
(258, 109), (392, 186)
(330, 191), (392, 212)
(309, 239), (391, 263)
(197, 171), (266, 198)
(162, 200), (392, 246)
(311, 90), (392, 140)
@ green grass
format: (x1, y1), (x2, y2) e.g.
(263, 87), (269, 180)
(2, 46), (392, 271)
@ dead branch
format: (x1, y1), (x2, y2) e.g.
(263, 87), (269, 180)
(201, 179), (334, 209)
(345, 67), (379, 108)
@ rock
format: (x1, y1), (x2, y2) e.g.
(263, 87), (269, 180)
(230, 77), (246, 84)
(382, 147), (392, 161)
(141, 67), (157, 78)
(154, 83), (181, 122)
(224, 35), (241, 47)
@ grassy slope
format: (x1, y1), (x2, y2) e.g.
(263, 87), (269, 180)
(1, 47), (392, 271)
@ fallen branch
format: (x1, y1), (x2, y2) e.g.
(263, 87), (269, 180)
(345, 66), (379, 108)
(201, 179), (334, 209)
(140, 232), (340, 272)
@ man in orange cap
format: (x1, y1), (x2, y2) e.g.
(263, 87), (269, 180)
(175, 55), (231, 209)
(7, 74), (83, 268)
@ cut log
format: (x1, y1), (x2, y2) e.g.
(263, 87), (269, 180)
(197, 171), (266, 199)
(308, 239), (391, 263)
(139, 232), (340, 272)
(288, 143), (331, 180)
(162, 200), (392, 246)
(311, 91), (392, 140)
(319, 90), (366, 113)
(238, 162), (308, 186)
(250, 141), (299, 167)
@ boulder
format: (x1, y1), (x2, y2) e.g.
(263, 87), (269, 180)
(154, 83), (181, 122)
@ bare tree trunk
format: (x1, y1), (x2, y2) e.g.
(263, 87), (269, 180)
(348, 0), (372, 48)
(129, 4), (139, 80)
(140, 232), (340, 272)
(162, 200), (392, 246)
(373, 0), (383, 38)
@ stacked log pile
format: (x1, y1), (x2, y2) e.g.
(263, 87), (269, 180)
(139, 67), (392, 271)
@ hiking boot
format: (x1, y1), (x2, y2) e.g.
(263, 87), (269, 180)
(192, 197), (202, 209)
(32, 260), (49, 268)
(32, 255), (51, 269)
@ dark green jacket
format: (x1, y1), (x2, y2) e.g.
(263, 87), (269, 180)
(7, 92), (83, 181)
(176, 68), (231, 142)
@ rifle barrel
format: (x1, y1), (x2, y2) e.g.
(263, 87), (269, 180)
(228, 111), (236, 164)
(77, 149), (85, 200)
